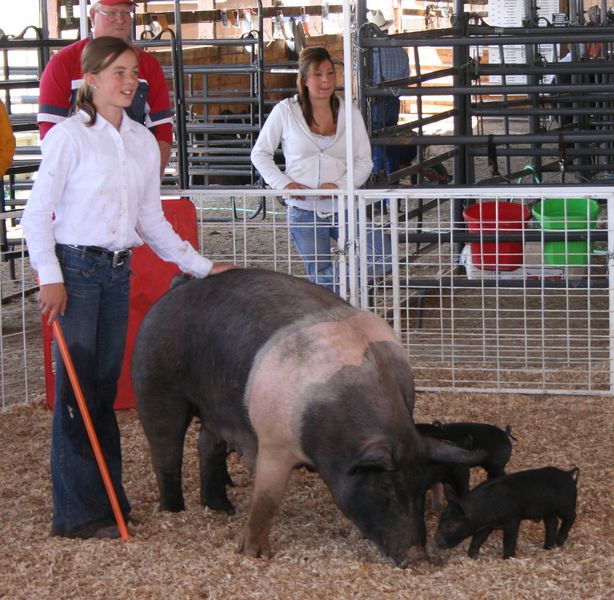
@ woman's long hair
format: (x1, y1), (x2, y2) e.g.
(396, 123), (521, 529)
(76, 36), (137, 126)
(296, 47), (339, 128)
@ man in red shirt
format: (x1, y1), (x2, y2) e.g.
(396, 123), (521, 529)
(38, 0), (173, 178)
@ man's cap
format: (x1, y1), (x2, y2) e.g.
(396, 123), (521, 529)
(367, 10), (394, 31)
(91, 0), (139, 7)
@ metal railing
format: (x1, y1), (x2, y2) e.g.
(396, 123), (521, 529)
(3, 185), (612, 409)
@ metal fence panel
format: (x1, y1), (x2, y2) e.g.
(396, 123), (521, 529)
(2, 186), (612, 408)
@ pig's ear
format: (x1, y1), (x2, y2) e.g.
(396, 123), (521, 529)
(348, 439), (394, 474)
(424, 437), (486, 466)
(443, 484), (458, 503)
(443, 486), (464, 514)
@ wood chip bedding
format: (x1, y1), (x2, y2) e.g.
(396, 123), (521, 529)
(0, 392), (612, 599)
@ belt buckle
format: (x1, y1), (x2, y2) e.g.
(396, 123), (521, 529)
(316, 211), (333, 219)
(112, 249), (129, 268)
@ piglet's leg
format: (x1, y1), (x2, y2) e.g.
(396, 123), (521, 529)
(556, 509), (576, 546)
(543, 515), (558, 549)
(468, 528), (492, 558)
(237, 447), (294, 558)
(502, 520), (520, 559)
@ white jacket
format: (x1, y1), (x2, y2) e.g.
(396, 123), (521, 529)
(251, 96), (373, 212)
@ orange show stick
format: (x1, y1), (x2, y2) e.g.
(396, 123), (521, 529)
(52, 320), (130, 541)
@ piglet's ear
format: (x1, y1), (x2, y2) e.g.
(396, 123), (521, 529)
(348, 439), (394, 475)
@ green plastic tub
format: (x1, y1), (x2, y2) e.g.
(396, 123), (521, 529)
(531, 198), (601, 266)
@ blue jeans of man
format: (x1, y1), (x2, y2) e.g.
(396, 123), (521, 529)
(50, 245), (131, 537)
(289, 206), (392, 295)
(371, 96), (402, 176)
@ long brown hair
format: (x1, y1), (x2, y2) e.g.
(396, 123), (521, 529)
(76, 36), (137, 126)
(296, 46), (339, 128)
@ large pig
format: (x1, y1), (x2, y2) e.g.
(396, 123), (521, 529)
(132, 268), (482, 568)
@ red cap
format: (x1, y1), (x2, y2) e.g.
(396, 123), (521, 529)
(92, 1), (139, 6)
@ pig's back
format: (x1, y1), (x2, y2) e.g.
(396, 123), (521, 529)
(133, 269), (353, 408)
(141, 269), (347, 356)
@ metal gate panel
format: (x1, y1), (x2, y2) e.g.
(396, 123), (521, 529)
(2, 187), (612, 407)
(357, 186), (613, 396)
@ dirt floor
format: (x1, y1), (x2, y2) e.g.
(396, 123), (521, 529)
(0, 391), (612, 599)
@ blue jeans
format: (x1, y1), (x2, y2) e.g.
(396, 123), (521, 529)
(371, 96), (402, 176)
(50, 245), (131, 537)
(288, 206), (393, 294)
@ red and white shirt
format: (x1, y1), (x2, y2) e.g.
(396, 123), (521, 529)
(37, 38), (173, 145)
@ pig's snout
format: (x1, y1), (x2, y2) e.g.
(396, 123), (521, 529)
(433, 531), (453, 549)
(394, 544), (430, 569)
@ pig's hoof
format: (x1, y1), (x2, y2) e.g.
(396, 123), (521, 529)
(159, 499), (185, 512)
(427, 555), (445, 568)
(237, 534), (271, 559)
(408, 556), (431, 574)
(468, 550), (480, 559)
(396, 545), (429, 569)
(202, 496), (236, 515)
(543, 543), (554, 550)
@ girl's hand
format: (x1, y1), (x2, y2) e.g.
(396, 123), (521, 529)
(208, 262), (240, 276)
(284, 181), (310, 200)
(319, 182), (338, 199)
(39, 283), (67, 325)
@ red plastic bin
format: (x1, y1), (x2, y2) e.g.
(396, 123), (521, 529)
(463, 201), (531, 271)
(43, 198), (199, 409)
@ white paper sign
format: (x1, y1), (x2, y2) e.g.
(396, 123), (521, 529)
(488, 0), (560, 85)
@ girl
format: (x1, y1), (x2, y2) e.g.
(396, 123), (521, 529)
(22, 36), (236, 539)
(251, 46), (391, 293)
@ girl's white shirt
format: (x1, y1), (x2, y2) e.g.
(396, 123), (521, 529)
(22, 110), (213, 284)
(250, 96), (373, 213)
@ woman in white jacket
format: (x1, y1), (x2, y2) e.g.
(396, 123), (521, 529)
(251, 46), (391, 292)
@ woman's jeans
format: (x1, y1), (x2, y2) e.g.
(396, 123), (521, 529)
(288, 206), (392, 294)
(50, 244), (131, 537)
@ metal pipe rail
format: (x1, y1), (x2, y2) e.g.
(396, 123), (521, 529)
(0, 39), (70, 50)
(366, 84), (614, 96)
(181, 64), (259, 74)
(476, 63), (614, 76)
(170, 37), (258, 47)
(399, 231), (608, 244)
(376, 132), (614, 145)
(185, 96), (259, 105)
(399, 277), (609, 289)
(167, 1), (264, 189)
(473, 107), (614, 116)
(360, 27), (614, 47)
